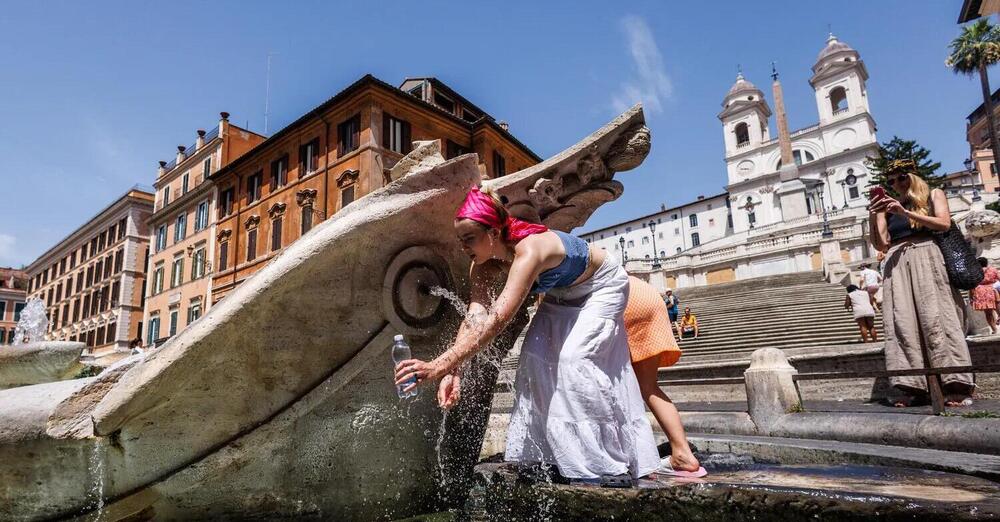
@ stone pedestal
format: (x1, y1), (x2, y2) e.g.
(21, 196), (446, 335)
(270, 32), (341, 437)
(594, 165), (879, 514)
(744, 348), (800, 434)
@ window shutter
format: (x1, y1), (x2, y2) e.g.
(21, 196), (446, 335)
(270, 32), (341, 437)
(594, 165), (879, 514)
(351, 115), (360, 151)
(402, 121), (411, 154)
(383, 114), (390, 151)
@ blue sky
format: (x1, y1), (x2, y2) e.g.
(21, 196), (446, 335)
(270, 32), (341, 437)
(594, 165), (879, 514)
(0, 1), (989, 267)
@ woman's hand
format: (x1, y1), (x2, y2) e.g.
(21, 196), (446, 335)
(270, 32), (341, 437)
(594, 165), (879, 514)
(868, 195), (905, 216)
(438, 373), (461, 409)
(394, 358), (448, 393)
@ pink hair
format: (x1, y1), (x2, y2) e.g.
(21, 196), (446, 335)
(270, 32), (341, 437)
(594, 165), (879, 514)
(455, 187), (548, 241)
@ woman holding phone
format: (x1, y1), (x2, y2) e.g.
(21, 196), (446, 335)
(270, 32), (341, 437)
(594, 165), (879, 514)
(868, 159), (975, 407)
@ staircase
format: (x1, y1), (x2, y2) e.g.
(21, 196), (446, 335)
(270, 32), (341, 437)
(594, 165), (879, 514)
(672, 271), (883, 367)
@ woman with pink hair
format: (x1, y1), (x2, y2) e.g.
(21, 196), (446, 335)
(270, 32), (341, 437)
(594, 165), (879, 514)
(395, 187), (659, 485)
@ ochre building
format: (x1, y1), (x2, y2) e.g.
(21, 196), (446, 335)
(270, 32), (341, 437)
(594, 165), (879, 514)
(0, 268), (28, 344)
(142, 114), (264, 346)
(25, 188), (154, 361)
(210, 75), (539, 303)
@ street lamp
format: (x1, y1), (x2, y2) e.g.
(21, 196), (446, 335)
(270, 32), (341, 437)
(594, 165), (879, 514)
(618, 236), (626, 267)
(818, 183), (833, 238)
(648, 220), (661, 269)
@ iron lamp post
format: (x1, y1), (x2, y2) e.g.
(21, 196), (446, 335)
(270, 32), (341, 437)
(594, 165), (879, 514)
(618, 236), (626, 267)
(818, 183), (833, 239)
(648, 220), (661, 269)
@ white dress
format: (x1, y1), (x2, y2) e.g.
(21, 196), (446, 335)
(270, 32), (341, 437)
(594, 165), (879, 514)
(504, 257), (661, 479)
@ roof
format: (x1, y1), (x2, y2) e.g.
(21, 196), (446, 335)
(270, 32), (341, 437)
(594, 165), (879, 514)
(726, 72), (761, 99)
(967, 86), (1000, 123)
(577, 192), (730, 237)
(816, 33), (857, 64)
(209, 74), (541, 182)
(958, 0), (985, 23)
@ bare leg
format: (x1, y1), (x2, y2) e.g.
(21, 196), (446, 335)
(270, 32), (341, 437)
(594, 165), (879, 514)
(632, 357), (700, 471)
(867, 317), (878, 342)
(856, 318), (869, 342)
(988, 309), (998, 334)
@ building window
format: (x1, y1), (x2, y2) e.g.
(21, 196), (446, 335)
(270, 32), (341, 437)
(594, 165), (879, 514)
(341, 186), (355, 209)
(433, 92), (455, 113)
(246, 229), (258, 262)
(169, 309), (179, 337)
(156, 225), (167, 252)
(195, 200), (209, 231)
(830, 86), (848, 115)
(689, 214), (698, 227)
(641, 237), (649, 245)
(247, 171), (263, 203)
(203, 156), (212, 178)
(384, 114), (412, 154)
(300, 139), (319, 176)
(218, 241), (229, 271)
(110, 281), (119, 307)
(118, 218), (127, 240)
(171, 257), (184, 288)
(105, 321), (116, 344)
(691, 232), (701, 247)
(271, 155), (289, 189)
(777, 149), (816, 169)
(676, 247), (682, 254)
(182, 173), (189, 194)
(114, 248), (123, 273)
(627, 240), (635, 248)
(153, 264), (164, 294)
(174, 213), (187, 242)
(735, 122), (750, 146)
(446, 140), (469, 159)
(846, 170), (860, 199)
(271, 217), (282, 252)
(188, 299), (203, 324)
(162, 187), (170, 207)
(492, 151), (506, 177)
(191, 247), (206, 279)
(147, 315), (160, 345)
(14, 302), (25, 322)
(219, 187), (235, 218)
(301, 206), (313, 235)
(82, 295), (90, 318)
(338, 115), (360, 157)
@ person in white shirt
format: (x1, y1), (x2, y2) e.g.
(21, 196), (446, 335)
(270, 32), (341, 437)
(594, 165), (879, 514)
(845, 284), (878, 342)
(859, 264), (883, 312)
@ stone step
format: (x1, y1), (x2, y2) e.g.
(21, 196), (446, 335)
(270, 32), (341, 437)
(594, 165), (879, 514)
(675, 271), (827, 300)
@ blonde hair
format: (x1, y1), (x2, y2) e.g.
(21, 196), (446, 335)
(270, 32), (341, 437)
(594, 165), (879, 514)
(899, 172), (931, 229)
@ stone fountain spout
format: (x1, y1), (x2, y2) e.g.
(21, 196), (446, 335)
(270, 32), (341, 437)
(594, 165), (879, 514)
(0, 105), (650, 521)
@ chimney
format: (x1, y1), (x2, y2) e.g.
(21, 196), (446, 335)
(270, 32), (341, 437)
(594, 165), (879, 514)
(157, 160), (167, 177)
(660, 203), (666, 211)
(220, 111), (230, 121)
(498, 120), (509, 132)
(176, 145), (187, 164)
(697, 195), (705, 200)
(196, 129), (206, 150)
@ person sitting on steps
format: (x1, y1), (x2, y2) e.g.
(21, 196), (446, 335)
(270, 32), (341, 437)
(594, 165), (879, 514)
(679, 307), (698, 339)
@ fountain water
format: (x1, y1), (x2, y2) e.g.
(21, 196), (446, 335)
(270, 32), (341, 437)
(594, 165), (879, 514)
(12, 297), (48, 345)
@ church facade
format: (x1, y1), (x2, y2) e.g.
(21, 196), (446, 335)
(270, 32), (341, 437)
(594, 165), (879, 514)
(580, 35), (883, 289)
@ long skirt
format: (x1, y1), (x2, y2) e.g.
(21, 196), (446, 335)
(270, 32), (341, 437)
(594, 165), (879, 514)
(624, 276), (681, 367)
(505, 258), (661, 479)
(882, 238), (975, 393)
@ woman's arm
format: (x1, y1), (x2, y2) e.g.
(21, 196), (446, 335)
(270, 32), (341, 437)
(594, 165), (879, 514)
(874, 189), (950, 232)
(844, 295), (852, 310)
(432, 252), (541, 372)
(869, 207), (890, 252)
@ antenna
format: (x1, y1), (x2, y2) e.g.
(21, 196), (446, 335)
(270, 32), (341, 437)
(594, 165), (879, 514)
(264, 52), (279, 135)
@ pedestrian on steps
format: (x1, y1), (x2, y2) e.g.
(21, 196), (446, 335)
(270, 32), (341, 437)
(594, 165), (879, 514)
(845, 284), (878, 342)
(859, 263), (883, 312)
(970, 257), (1000, 335)
(868, 159), (975, 408)
(663, 289), (680, 336)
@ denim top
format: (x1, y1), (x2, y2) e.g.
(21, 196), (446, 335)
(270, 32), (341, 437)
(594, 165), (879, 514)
(531, 230), (590, 294)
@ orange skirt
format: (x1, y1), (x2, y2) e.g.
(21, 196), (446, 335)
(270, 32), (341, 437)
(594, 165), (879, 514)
(623, 276), (682, 367)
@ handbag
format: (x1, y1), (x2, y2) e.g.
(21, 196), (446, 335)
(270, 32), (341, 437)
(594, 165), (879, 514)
(933, 221), (983, 290)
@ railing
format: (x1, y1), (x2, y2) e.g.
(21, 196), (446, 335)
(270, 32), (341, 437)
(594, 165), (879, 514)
(833, 107), (849, 116)
(736, 141), (750, 149)
(162, 126), (220, 172)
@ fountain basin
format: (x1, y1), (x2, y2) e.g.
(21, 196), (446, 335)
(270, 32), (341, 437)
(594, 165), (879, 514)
(0, 341), (85, 389)
(466, 460), (1000, 521)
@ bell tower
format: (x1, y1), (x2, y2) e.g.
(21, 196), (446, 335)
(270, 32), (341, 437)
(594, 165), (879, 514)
(718, 69), (771, 183)
(810, 33), (870, 124)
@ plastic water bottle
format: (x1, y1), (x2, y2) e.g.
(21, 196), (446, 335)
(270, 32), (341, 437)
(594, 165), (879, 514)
(392, 334), (418, 398)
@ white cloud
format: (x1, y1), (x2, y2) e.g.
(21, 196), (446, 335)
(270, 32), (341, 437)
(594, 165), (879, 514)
(612, 15), (672, 115)
(0, 233), (16, 266)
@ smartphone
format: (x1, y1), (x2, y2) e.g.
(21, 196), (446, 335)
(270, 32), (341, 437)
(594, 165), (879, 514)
(869, 186), (886, 201)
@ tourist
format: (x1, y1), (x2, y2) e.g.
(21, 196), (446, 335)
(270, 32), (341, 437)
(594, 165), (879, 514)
(868, 159), (975, 407)
(679, 307), (699, 339)
(858, 263), (883, 311)
(395, 186), (660, 484)
(970, 257), (1000, 335)
(624, 276), (706, 478)
(844, 284), (878, 342)
(664, 288), (680, 336)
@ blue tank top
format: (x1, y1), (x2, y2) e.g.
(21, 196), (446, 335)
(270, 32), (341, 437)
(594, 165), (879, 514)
(531, 231), (590, 294)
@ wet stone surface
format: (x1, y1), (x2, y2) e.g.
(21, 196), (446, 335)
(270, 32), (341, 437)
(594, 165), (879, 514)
(461, 455), (1000, 521)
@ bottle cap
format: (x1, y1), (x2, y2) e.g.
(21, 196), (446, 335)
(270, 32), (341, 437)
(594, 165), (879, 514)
(393, 334), (404, 342)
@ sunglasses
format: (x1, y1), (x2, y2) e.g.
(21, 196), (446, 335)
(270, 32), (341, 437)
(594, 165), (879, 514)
(887, 173), (910, 184)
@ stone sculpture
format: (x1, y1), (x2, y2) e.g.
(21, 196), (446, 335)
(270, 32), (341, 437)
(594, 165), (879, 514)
(0, 106), (650, 521)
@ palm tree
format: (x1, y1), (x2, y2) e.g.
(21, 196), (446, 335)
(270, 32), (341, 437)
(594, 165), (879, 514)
(948, 19), (1000, 174)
